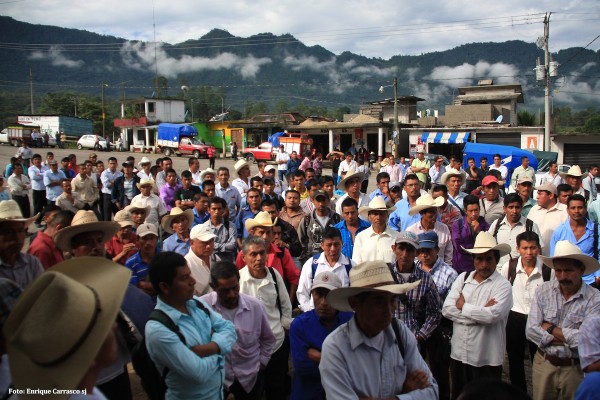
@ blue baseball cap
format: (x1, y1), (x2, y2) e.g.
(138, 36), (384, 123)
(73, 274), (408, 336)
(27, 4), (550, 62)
(417, 231), (439, 249)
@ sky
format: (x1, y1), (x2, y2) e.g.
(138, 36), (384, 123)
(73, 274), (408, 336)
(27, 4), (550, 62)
(2, 0), (599, 59)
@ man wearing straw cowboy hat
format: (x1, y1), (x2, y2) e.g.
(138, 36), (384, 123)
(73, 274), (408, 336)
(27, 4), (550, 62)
(319, 260), (438, 399)
(526, 240), (600, 400)
(335, 170), (369, 217)
(352, 196), (397, 264)
(131, 178), (167, 226)
(442, 232), (513, 399)
(136, 156), (152, 180)
(441, 167), (468, 214)
(560, 165), (586, 198)
(161, 207), (195, 256)
(3, 257), (130, 399)
(0, 200), (43, 289)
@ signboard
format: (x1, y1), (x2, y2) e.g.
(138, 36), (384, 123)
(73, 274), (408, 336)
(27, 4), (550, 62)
(526, 136), (538, 150)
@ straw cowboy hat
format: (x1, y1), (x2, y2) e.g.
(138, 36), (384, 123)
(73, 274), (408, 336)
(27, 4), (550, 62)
(3, 257), (129, 398)
(327, 260), (421, 312)
(200, 168), (216, 181)
(136, 178), (155, 190)
(137, 156), (151, 169)
(540, 240), (600, 276)
(161, 207), (194, 234)
(559, 165), (585, 179)
(460, 231), (511, 257)
(0, 199), (38, 226)
(245, 211), (275, 232)
(380, 158), (390, 167)
(358, 196), (396, 219)
(54, 210), (120, 252)
(440, 168), (467, 185)
(124, 201), (151, 216)
(408, 193), (445, 216)
(337, 170), (366, 190)
(113, 210), (134, 228)
(234, 159), (250, 173)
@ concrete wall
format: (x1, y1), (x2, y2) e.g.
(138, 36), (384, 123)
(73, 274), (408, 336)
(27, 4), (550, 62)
(444, 104), (494, 125)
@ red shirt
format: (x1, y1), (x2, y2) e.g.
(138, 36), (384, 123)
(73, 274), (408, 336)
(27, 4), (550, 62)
(105, 232), (138, 265)
(28, 231), (64, 270)
(235, 242), (300, 286)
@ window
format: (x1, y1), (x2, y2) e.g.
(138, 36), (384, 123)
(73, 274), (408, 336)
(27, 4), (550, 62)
(147, 102), (155, 113)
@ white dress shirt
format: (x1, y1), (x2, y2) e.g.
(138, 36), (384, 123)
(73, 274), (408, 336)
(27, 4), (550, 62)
(338, 160), (357, 177)
(406, 220), (453, 266)
(297, 253), (354, 311)
(487, 216), (542, 270)
(185, 250), (213, 296)
(130, 193), (166, 225)
(499, 257), (549, 315)
(28, 165), (48, 191)
(335, 192), (369, 217)
(526, 202), (568, 255)
(352, 226), (397, 264)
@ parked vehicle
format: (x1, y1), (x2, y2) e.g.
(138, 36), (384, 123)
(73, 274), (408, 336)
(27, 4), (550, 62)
(242, 142), (276, 162)
(0, 129), (8, 144)
(156, 123), (211, 158)
(77, 134), (107, 150)
(242, 134), (313, 163)
(6, 126), (35, 147)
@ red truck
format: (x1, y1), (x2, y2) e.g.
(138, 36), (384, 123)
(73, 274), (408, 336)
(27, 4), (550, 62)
(157, 123), (213, 158)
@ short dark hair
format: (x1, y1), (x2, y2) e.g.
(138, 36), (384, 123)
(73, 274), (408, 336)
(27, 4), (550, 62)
(285, 189), (300, 198)
(32, 153), (42, 160)
(504, 193), (523, 207)
(319, 175), (334, 185)
(294, 170), (305, 179)
(149, 252), (187, 294)
(181, 170), (192, 179)
(567, 194), (586, 207)
(322, 226), (342, 241)
(557, 183), (572, 194)
(516, 231), (541, 248)
(263, 177), (274, 185)
(340, 197), (358, 210)
(188, 157), (198, 166)
(210, 261), (240, 287)
(376, 172), (391, 183)
(261, 198), (280, 210)
(463, 194), (480, 209)
(480, 156), (488, 162)
(404, 174), (419, 184)
(48, 210), (75, 228)
(250, 176), (263, 186)
(432, 184), (448, 196)
(305, 167), (315, 174)
(161, 157), (172, 164)
(467, 157), (475, 163)
(165, 168), (177, 176)
(521, 156), (529, 162)
(493, 154), (501, 160)
(108, 156), (117, 163)
(306, 178), (320, 191)
(247, 187), (261, 197)
(217, 166), (229, 174)
(209, 196), (227, 208)
(202, 179), (215, 189)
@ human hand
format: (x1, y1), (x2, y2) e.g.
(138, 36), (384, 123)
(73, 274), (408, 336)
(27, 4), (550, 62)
(484, 298), (497, 307)
(402, 369), (430, 393)
(456, 293), (465, 310)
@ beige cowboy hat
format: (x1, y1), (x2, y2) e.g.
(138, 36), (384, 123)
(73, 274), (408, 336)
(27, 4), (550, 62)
(408, 193), (445, 216)
(0, 199), (38, 226)
(460, 231), (511, 257)
(161, 207), (194, 234)
(358, 196), (396, 219)
(327, 260), (421, 312)
(380, 158), (390, 167)
(245, 211), (275, 232)
(124, 201), (151, 217)
(234, 159), (250, 173)
(3, 257), (129, 398)
(337, 170), (366, 190)
(440, 168), (467, 185)
(114, 210), (134, 228)
(200, 168), (216, 182)
(540, 240), (600, 276)
(137, 156), (151, 169)
(559, 165), (585, 179)
(54, 210), (120, 252)
(136, 178), (155, 190)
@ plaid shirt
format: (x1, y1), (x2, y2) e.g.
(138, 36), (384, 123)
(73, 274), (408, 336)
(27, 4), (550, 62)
(389, 263), (442, 341)
(415, 257), (458, 302)
(438, 202), (462, 230)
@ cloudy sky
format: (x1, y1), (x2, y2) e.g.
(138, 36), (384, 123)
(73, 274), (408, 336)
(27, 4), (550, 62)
(2, 0), (599, 58)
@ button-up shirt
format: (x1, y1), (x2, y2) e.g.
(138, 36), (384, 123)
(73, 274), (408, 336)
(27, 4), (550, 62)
(319, 317), (439, 400)
(125, 250), (157, 285)
(511, 165), (535, 189)
(231, 177), (250, 197)
(0, 253), (44, 289)
(416, 257), (458, 301)
(488, 216), (542, 270)
(589, 199), (600, 224)
(381, 163), (402, 183)
(429, 165), (446, 185)
(352, 226), (397, 264)
(28, 165), (48, 191)
(162, 233), (191, 256)
(160, 182), (182, 212)
(499, 257), (548, 315)
(335, 192), (369, 218)
(583, 173), (598, 202)
(297, 253), (354, 311)
(526, 279), (600, 359)
(105, 233), (138, 265)
(333, 219), (371, 260)
(279, 207), (306, 231)
(480, 197), (504, 225)
(100, 169), (123, 195)
(489, 164), (508, 182)
(7, 174), (30, 197)
(527, 202), (568, 255)
(185, 250), (213, 296)
(540, 171), (562, 187)
(236, 206), (259, 239)
(450, 216), (490, 273)
(406, 221), (453, 266)
(43, 170), (66, 201)
(239, 266), (293, 352)
(337, 160), (357, 177)
(201, 292), (276, 393)
(443, 271), (513, 367)
(388, 198), (421, 232)
(130, 193), (167, 226)
(192, 208), (209, 227)
(550, 219), (600, 284)
(521, 198), (538, 218)
(27, 231), (63, 270)
(203, 220), (238, 263)
(146, 297), (237, 400)
(368, 187), (390, 202)
(448, 191), (467, 213)
(71, 174), (99, 206)
(55, 191), (85, 213)
(215, 183), (241, 220)
(411, 158), (430, 184)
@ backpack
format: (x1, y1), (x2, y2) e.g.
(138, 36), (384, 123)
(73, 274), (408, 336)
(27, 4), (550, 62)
(506, 258), (551, 285)
(310, 253), (352, 285)
(492, 218), (534, 239)
(131, 299), (210, 400)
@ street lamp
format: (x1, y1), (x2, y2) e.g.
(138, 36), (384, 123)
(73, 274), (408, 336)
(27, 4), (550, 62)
(101, 82), (108, 137)
(379, 77), (399, 157)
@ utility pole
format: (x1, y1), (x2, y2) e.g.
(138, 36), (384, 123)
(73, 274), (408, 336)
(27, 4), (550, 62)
(543, 13), (551, 151)
(393, 77), (399, 158)
(29, 67), (34, 114)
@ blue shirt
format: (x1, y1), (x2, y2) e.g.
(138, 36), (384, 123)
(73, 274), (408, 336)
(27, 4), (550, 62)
(146, 297), (237, 400)
(43, 169), (67, 201)
(368, 188), (390, 202)
(236, 206), (259, 239)
(550, 219), (600, 284)
(192, 208), (210, 227)
(333, 219), (371, 260)
(287, 159), (301, 175)
(125, 250), (159, 285)
(290, 310), (353, 400)
(388, 198), (421, 232)
(162, 233), (191, 256)
(215, 183), (241, 220)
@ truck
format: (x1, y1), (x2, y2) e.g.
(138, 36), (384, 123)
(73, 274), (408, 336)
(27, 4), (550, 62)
(16, 115), (93, 141)
(242, 132), (313, 163)
(156, 123), (212, 158)
(7, 126), (36, 147)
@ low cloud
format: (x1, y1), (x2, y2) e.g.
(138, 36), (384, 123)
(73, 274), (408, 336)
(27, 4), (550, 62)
(29, 45), (84, 68)
(120, 41), (271, 79)
(429, 61), (522, 88)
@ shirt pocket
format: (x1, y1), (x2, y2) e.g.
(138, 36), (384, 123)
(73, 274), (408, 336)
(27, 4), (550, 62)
(562, 308), (585, 330)
(544, 307), (558, 325)
(236, 328), (260, 350)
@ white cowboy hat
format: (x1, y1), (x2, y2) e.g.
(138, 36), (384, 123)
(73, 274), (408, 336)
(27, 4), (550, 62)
(408, 193), (445, 216)
(53, 210), (120, 252)
(137, 156), (151, 169)
(540, 240), (600, 276)
(161, 207), (194, 234)
(460, 231), (511, 257)
(0, 200), (38, 226)
(199, 168), (216, 182)
(3, 257), (129, 397)
(136, 178), (155, 190)
(327, 260), (421, 312)
(440, 168), (467, 185)
(245, 211), (275, 232)
(113, 210), (134, 228)
(358, 196), (396, 219)
(234, 159), (250, 173)
(559, 165), (585, 179)
(124, 201), (151, 217)
(337, 170), (366, 190)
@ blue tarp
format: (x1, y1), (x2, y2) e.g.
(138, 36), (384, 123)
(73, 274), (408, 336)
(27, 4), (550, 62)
(268, 131), (286, 148)
(157, 123), (198, 141)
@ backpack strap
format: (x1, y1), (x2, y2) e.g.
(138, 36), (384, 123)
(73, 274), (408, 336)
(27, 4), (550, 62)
(268, 267), (283, 317)
(148, 309), (187, 381)
(541, 264), (551, 282)
(448, 196), (465, 216)
(391, 318), (406, 359)
(594, 222), (599, 261)
(492, 219), (502, 239)
(525, 219), (533, 232)
(193, 299), (211, 317)
(461, 271), (472, 290)
(507, 258), (518, 285)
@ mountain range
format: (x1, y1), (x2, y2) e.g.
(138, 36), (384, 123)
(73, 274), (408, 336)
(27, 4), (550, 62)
(1, 15), (599, 115)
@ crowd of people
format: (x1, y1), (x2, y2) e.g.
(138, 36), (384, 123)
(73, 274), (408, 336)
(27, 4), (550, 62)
(1, 143), (600, 400)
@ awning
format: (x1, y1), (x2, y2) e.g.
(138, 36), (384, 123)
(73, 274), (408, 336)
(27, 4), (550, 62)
(421, 132), (470, 144)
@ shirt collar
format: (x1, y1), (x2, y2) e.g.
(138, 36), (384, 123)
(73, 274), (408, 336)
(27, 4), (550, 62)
(348, 317), (394, 352)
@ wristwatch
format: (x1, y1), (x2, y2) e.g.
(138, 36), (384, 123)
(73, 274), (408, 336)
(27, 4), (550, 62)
(546, 324), (556, 335)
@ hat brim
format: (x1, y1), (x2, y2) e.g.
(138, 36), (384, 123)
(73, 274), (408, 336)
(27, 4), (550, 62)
(124, 204), (151, 216)
(6, 257), (130, 396)
(54, 222), (120, 252)
(0, 213), (39, 227)
(408, 197), (445, 216)
(358, 205), (396, 220)
(245, 218), (274, 232)
(440, 170), (466, 185)
(235, 162), (250, 173)
(460, 243), (512, 258)
(161, 209), (195, 234)
(337, 172), (366, 190)
(327, 281), (421, 312)
(200, 169), (216, 181)
(559, 172), (584, 179)
(539, 254), (600, 276)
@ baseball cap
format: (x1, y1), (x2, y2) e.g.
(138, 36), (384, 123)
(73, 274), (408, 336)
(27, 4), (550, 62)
(264, 165), (276, 172)
(394, 231), (419, 249)
(482, 175), (499, 186)
(535, 182), (557, 195)
(190, 224), (216, 242)
(312, 271), (343, 291)
(417, 231), (439, 249)
(313, 190), (329, 201)
(136, 223), (158, 238)
(48, 159), (58, 165)
(517, 176), (533, 185)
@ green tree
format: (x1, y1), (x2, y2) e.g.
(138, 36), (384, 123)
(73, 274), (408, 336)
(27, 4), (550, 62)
(518, 110), (537, 126)
(274, 100), (290, 113)
(333, 106), (352, 121)
(583, 115), (600, 133)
